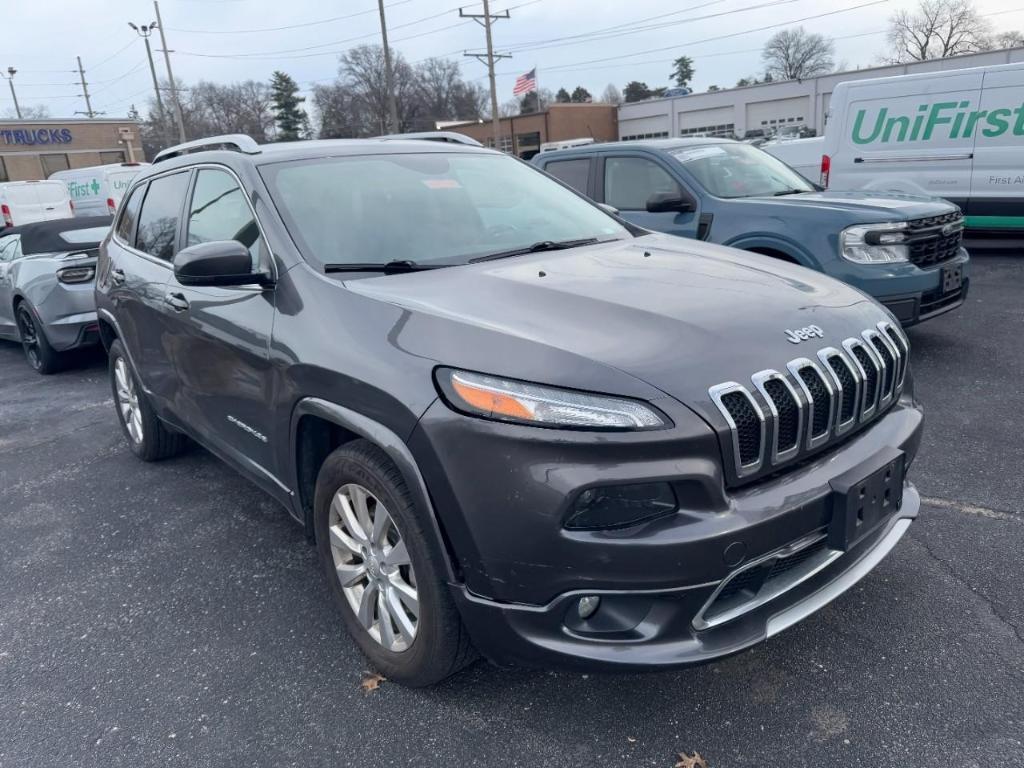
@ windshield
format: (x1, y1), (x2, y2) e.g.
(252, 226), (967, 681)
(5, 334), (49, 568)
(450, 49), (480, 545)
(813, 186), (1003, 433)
(259, 152), (629, 267)
(669, 143), (814, 199)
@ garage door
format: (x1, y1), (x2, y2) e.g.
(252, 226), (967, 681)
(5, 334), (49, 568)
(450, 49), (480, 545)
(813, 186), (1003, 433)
(677, 106), (736, 137)
(618, 115), (671, 141)
(746, 97), (810, 135)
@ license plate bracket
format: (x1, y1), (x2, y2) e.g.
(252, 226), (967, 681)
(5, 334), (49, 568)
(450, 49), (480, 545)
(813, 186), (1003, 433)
(828, 447), (905, 551)
(941, 263), (963, 294)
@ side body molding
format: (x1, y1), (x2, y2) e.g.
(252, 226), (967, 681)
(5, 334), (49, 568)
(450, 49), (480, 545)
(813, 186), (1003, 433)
(288, 397), (458, 582)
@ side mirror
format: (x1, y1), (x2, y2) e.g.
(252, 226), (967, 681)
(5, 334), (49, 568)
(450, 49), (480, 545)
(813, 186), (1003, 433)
(646, 191), (696, 213)
(597, 202), (620, 216)
(173, 240), (272, 288)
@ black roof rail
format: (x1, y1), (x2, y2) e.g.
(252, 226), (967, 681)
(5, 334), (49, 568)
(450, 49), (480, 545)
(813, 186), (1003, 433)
(153, 134), (262, 163)
(376, 131), (483, 147)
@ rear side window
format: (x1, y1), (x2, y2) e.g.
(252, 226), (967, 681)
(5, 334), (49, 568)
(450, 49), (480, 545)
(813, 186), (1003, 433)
(115, 185), (144, 243)
(0, 234), (22, 262)
(186, 169), (263, 266)
(604, 157), (681, 211)
(544, 158), (591, 195)
(135, 172), (190, 261)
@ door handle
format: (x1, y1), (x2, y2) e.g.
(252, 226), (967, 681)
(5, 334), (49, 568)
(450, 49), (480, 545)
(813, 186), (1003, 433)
(110, 268), (126, 286)
(164, 292), (190, 312)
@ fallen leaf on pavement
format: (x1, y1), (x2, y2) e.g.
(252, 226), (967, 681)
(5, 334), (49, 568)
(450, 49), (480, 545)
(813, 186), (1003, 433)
(360, 672), (386, 693)
(675, 751), (708, 768)
(627, 737), (637, 743)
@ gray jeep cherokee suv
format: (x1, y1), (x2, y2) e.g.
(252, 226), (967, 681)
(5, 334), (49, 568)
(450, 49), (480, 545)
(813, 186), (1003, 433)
(95, 134), (922, 686)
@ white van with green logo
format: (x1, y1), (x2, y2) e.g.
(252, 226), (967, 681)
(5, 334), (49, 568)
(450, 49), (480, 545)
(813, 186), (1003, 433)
(48, 163), (149, 218)
(822, 61), (1024, 248)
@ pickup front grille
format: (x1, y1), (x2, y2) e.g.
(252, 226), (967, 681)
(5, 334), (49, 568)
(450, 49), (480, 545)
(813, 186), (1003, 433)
(906, 211), (963, 268)
(709, 321), (908, 482)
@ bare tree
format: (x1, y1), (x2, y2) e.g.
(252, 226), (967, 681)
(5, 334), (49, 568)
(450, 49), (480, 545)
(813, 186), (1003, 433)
(988, 30), (1024, 49)
(600, 83), (623, 105)
(3, 105), (49, 119)
(887, 0), (991, 62)
(762, 27), (835, 80)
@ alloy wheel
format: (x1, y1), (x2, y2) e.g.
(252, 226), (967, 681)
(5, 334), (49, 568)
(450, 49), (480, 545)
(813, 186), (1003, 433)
(16, 307), (41, 370)
(113, 356), (144, 444)
(328, 483), (420, 652)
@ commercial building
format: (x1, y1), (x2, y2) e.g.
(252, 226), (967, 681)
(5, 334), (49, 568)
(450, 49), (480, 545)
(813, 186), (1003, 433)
(617, 46), (1024, 141)
(0, 119), (144, 182)
(447, 103), (618, 158)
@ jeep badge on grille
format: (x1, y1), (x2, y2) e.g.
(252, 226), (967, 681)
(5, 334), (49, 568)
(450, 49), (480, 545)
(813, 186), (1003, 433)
(784, 325), (825, 344)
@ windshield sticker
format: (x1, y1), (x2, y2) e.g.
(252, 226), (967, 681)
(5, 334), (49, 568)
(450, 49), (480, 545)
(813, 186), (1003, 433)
(422, 178), (461, 189)
(674, 146), (727, 163)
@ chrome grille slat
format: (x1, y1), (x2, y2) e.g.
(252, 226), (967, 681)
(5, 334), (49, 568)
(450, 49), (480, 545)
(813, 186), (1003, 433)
(786, 358), (834, 450)
(751, 370), (803, 464)
(711, 325), (910, 481)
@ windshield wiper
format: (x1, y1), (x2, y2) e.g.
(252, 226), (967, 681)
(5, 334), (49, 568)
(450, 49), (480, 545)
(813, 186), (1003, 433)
(772, 188), (808, 197)
(323, 260), (446, 274)
(469, 237), (601, 263)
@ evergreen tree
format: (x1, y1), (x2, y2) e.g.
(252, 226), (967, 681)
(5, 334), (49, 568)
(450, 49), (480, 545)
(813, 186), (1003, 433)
(270, 71), (307, 141)
(570, 86), (592, 103)
(671, 56), (695, 88)
(555, 87), (571, 103)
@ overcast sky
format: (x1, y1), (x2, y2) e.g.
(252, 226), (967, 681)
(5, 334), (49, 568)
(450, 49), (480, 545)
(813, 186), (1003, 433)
(5, 0), (1024, 119)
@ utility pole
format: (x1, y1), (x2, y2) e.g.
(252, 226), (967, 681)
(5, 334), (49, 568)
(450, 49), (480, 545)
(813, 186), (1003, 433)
(129, 22), (165, 121)
(76, 56), (96, 118)
(152, 0), (187, 143)
(461, 1), (511, 150)
(2, 67), (21, 119)
(376, 0), (400, 133)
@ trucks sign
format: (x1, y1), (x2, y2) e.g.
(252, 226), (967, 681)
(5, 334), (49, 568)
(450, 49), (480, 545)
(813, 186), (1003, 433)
(0, 128), (74, 146)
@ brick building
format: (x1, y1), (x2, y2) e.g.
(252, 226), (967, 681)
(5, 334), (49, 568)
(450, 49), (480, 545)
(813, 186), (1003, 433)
(0, 119), (144, 182)
(447, 103), (618, 158)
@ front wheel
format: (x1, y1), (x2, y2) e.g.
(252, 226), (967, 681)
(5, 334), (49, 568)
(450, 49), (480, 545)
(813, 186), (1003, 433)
(314, 440), (475, 686)
(16, 302), (62, 375)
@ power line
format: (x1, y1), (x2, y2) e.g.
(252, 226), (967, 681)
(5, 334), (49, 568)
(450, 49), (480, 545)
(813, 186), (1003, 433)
(166, 0), (412, 33)
(538, 0), (892, 73)
(89, 38), (140, 71)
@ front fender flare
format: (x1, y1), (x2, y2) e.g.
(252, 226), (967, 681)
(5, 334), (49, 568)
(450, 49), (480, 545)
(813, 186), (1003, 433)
(288, 397), (458, 583)
(723, 235), (818, 268)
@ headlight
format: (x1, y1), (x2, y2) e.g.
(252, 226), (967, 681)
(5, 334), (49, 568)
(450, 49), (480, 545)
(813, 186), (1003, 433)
(436, 368), (667, 430)
(840, 222), (910, 264)
(56, 265), (96, 284)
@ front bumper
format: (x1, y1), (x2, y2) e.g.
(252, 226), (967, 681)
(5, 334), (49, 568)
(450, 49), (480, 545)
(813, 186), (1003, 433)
(410, 389), (923, 670)
(451, 489), (917, 670)
(853, 249), (970, 327)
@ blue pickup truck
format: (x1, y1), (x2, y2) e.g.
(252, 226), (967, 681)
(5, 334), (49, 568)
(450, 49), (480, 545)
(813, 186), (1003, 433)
(533, 138), (969, 326)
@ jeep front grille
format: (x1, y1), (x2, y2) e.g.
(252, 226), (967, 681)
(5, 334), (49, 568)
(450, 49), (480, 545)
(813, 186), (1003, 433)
(709, 321), (909, 481)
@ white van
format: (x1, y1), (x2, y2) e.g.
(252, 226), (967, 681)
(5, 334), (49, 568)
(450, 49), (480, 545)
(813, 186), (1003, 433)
(762, 136), (825, 182)
(49, 163), (149, 217)
(822, 61), (1024, 247)
(0, 180), (74, 229)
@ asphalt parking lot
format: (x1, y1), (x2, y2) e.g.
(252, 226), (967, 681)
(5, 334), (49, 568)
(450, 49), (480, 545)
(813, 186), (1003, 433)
(1, 256), (1022, 768)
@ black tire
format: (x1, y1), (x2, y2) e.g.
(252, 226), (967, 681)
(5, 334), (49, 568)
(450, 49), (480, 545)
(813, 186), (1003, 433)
(314, 439), (475, 686)
(108, 339), (187, 462)
(16, 301), (63, 375)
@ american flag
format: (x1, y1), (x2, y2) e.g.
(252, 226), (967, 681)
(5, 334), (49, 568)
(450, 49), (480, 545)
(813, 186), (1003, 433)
(512, 68), (537, 96)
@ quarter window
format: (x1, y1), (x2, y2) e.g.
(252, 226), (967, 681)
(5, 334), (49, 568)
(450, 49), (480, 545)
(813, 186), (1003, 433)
(115, 185), (144, 244)
(544, 158), (590, 195)
(0, 234), (22, 262)
(135, 172), (190, 261)
(604, 157), (682, 211)
(186, 169), (262, 266)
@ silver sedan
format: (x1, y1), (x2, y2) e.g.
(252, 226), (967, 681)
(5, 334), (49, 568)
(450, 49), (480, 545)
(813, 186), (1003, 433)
(0, 217), (112, 373)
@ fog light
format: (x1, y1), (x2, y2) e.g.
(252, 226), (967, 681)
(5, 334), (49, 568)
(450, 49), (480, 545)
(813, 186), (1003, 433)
(565, 482), (677, 530)
(577, 595), (601, 620)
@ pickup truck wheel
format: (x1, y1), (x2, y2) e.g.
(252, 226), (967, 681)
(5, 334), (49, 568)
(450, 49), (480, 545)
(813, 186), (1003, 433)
(108, 339), (186, 461)
(16, 302), (62, 375)
(314, 440), (475, 686)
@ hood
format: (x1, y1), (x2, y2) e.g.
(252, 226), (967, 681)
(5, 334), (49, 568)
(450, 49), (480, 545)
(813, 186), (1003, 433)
(739, 188), (958, 221)
(346, 234), (893, 407)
